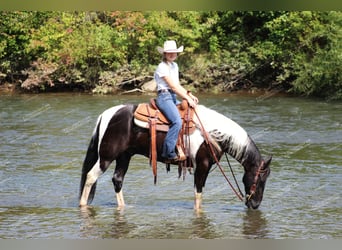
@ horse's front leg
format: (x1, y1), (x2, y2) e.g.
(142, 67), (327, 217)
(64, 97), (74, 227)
(112, 152), (131, 208)
(194, 156), (211, 211)
(194, 191), (203, 210)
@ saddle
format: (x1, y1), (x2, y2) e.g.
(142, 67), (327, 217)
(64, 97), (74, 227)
(134, 99), (196, 134)
(133, 99), (196, 183)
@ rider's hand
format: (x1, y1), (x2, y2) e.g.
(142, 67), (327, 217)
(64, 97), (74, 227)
(187, 97), (197, 108)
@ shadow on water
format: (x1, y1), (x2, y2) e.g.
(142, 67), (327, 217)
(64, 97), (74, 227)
(242, 209), (269, 239)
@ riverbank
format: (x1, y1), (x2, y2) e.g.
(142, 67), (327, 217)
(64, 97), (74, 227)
(0, 83), (16, 93)
(0, 79), (288, 99)
(0, 69), (335, 102)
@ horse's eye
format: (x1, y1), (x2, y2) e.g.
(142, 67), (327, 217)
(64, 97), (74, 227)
(259, 168), (270, 181)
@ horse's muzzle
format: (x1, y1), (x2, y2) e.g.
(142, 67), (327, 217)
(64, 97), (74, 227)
(245, 197), (260, 209)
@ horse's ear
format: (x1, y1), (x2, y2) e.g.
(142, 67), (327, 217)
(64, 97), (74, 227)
(264, 155), (272, 167)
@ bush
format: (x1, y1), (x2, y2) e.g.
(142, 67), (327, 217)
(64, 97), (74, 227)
(0, 11), (341, 99)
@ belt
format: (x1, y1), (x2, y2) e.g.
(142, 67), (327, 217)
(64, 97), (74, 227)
(158, 89), (173, 94)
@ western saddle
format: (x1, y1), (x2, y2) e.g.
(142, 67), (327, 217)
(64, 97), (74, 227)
(133, 99), (196, 183)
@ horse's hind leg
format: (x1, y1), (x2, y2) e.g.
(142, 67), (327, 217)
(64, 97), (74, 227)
(112, 152), (131, 208)
(79, 159), (112, 206)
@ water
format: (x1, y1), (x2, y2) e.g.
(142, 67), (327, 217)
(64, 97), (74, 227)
(0, 93), (341, 239)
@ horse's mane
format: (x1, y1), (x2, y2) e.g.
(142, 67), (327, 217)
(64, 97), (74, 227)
(196, 105), (258, 163)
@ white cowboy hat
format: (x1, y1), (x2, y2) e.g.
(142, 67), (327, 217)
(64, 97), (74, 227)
(157, 40), (184, 54)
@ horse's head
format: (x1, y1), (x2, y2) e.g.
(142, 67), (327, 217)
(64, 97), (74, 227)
(243, 156), (272, 209)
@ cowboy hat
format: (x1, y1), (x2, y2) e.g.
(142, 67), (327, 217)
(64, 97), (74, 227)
(157, 40), (184, 54)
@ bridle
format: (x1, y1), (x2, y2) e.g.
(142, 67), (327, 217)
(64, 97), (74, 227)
(247, 160), (269, 201)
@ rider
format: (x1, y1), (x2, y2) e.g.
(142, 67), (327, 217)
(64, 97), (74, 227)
(154, 40), (199, 161)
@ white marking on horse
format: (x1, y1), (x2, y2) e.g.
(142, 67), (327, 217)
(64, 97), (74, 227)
(193, 105), (249, 160)
(79, 105), (125, 206)
(79, 160), (102, 206)
(97, 105), (125, 152)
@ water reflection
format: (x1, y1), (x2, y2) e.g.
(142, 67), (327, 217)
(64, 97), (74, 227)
(79, 205), (223, 239)
(190, 211), (221, 239)
(79, 206), (137, 239)
(242, 209), (269, 238)
(79, 206), (98, 238)
(106, 208), (136, 238)
(79, 206), (97, 219)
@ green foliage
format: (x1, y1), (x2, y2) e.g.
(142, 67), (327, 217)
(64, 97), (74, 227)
(0, 11), (52, 78)
(261, 11), (342, 99)
(0, 11), (341, 99)
(290, 12), (342, 100)
(211, 11), (342, 97)
(27, 12), (128, 88)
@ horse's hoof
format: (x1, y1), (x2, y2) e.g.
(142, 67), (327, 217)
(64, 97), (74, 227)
(79, 201), (88, 207)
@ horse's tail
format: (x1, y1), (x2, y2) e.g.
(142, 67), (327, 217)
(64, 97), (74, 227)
(79, 115), (102, 204)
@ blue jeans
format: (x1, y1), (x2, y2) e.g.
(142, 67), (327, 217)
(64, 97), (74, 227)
(156, 91), (182, 159)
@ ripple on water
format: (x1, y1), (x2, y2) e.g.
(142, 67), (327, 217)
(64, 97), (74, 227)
(0, 93), (341, 239)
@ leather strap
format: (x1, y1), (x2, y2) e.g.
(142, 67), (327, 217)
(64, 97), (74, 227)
(147, 105), (158, 184)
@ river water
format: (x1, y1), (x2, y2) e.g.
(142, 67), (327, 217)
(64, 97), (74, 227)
(0, 93), (341, 239)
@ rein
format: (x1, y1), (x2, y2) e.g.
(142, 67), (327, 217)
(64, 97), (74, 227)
(224, 153), (244, 198)
(193, 108), (244, 202)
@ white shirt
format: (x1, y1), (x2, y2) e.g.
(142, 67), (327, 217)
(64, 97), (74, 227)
(154, 61), (179, 91)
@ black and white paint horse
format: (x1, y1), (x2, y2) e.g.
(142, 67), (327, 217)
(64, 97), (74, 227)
(79, 104), (272, 210)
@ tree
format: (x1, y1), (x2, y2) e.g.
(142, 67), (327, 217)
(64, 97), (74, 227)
(0, 11), (341, 99)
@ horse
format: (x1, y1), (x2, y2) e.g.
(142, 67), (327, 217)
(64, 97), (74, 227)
(79, 103), (272, 210)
